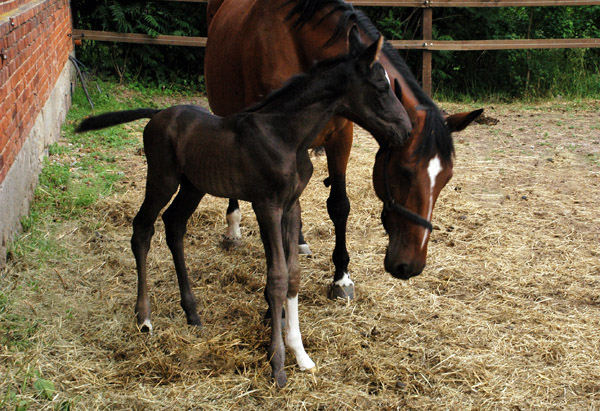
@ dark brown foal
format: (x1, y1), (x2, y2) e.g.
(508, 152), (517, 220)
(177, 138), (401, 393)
(76, 32), (408, 387)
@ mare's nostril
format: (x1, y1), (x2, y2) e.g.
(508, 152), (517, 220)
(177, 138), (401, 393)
(395, 263), (408, 278)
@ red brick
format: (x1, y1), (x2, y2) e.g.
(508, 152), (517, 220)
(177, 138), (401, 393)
(0, 116), (9, 149)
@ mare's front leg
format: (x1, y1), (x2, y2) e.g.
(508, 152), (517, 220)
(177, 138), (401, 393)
(161, 177), (204, 327)
(324, 124), (354, 300)
(253, 202), (289, 388)
(283, 200), (315, 372)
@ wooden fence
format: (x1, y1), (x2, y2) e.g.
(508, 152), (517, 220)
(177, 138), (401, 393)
(71, 0), (600, 94)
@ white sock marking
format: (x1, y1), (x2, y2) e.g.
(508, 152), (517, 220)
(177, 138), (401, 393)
(333, 272), (354, 287)
(298, 243), (312, 255)
(285, 296), (315, 371)
(139, 319), (153, 333)
(422, 155), (442, 249)
(225, 209), (242, 240)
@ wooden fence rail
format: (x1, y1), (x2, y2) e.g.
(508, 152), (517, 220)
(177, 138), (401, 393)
(72, 0), (600, 94)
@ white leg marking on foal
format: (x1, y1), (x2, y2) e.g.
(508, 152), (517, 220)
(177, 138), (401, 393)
(139, 319), (153, 333)
(333, 272), (354, 287)
(225, 209), (242, 240)
(285, 296), (315, 371)
(422, 155), (442, 249)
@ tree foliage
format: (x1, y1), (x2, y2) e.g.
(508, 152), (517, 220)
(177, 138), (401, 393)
(72, 0), (207, 88)
(71, 2), (600, 98)
(364, 6), (600, 98)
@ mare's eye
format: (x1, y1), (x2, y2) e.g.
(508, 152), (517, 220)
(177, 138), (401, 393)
(397, 167), (413, 181)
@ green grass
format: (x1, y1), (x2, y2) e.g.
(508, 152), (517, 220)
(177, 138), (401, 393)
(1, 78), (198, 411)
(7, 81), (152, 264)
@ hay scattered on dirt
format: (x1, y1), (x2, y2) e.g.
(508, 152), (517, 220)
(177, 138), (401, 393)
(2, 99), (599, 409)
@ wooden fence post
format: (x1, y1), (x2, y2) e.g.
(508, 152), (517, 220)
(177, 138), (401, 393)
(422, 4), (433, 96)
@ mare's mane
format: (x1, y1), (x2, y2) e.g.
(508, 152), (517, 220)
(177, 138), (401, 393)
(286, 0), (454, 161)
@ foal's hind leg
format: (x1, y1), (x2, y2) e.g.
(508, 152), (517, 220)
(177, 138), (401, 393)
(162, 177), (204, 327)
(132, 177), (179, 333)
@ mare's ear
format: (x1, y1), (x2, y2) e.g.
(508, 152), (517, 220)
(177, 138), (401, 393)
(357, 34), (384, 69)
(393, 78), (402, 101)
(445, 109), (484, 132)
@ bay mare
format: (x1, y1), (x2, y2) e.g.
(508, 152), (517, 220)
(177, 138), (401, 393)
(76, 35), (407, 387)
(206, 0), (482, 298)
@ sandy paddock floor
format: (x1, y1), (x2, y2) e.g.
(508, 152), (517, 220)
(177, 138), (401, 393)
(2, 98), (599, 409)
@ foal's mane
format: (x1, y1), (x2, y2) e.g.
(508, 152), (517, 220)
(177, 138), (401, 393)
(286, 0), (454, 161)
(241, 55), (350, 114)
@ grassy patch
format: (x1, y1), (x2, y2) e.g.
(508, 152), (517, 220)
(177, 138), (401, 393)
(2, 78), (203, 411)
(7, 81), (150, 264)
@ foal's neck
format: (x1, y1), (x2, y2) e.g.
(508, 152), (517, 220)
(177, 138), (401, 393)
(259, 95), (342, 152)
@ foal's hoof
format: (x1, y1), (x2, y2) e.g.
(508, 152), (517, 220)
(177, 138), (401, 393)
(221, 235), (243, 250)
(328, 283), (355, 300)
(137, 319), (154, 334)
(187, 316), (202, 328)
(273, 370), (288, 388)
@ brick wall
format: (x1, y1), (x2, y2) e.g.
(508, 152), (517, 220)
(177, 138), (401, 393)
(0, 0), (73, 184)
(0, 0), (74, 266)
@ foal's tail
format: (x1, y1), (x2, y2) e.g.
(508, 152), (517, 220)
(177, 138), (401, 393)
(75, 108), (162, 133)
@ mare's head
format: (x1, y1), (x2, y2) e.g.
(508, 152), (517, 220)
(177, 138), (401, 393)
(372, 107), (483, 279)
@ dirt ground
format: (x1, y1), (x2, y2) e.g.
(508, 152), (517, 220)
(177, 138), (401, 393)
(2, 99), (599, 409)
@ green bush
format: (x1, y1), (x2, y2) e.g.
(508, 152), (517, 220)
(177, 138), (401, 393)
(72, 2), (600, 99)
(364, 6), (600, 99)
(72, 0), (207, 89)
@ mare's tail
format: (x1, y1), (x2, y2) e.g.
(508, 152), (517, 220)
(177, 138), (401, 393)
(75, 108), (162, 132)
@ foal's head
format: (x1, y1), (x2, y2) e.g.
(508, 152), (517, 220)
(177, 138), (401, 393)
(332, 27), (412, 146)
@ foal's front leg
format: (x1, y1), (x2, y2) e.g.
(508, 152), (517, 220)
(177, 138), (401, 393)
(282, 201), (315, 371)
(253, 202), (288, 388)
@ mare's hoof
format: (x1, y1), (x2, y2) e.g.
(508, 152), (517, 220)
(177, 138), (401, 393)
(221, 236), (242, 250)
(328, 283), (355, 300)
(298, 243), (312, 255)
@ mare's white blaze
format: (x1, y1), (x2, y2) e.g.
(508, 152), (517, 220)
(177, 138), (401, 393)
(333, 272), (354, 287)
(285, 296), (315, 371)
(225, 209), (242, 240)
(421, 155), (442, 249)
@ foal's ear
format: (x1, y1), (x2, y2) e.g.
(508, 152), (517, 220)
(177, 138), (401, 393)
(357, 34), (384, 69)
(445, 109), (484, 132)
(348, 25), (363, 57)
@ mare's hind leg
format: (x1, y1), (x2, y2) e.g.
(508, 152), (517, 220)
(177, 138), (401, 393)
(162, 177), (204, 327)
(222, 199), (242, 249)
(324, 125), (354, 300)
(132, 176), (179, 333)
